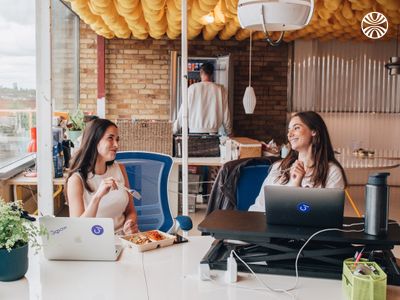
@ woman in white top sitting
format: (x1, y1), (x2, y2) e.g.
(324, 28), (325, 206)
(66, 118), (138, 235)
(249, 111), (347, 212)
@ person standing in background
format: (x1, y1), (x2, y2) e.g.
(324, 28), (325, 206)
(173, 62), (232, 136)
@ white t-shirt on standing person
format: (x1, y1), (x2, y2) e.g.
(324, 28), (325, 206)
(173, 81), (232, 135)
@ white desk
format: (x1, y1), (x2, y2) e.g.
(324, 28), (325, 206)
(337, 155), (400, 170)
(1, 236), (399, 300)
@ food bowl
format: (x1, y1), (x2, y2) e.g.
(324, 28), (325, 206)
(120, 230), (175, 252)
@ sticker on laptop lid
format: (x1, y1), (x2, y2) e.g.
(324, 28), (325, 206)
(297, 202), (311, 213)
(91, 225), (104, 235)
(51, 226), (67, 235)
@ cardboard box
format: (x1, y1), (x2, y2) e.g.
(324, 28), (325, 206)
(231, 137), (262, 159)
(178, 194), (197, 213)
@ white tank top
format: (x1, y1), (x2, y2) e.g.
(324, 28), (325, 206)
(77, 162), (129, 234)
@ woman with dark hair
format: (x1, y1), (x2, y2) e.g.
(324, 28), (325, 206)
(249, 111), (347, 212)
(66, 118), (138, 234)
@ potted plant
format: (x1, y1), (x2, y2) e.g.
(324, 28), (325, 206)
(0, 198), (45, 281)
(67, 109), (85, 148)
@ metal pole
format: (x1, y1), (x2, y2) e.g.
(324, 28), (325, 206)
(36, 0), (54, 215)
(181, 0), (189, 222)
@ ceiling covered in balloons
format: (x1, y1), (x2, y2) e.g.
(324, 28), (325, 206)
(64, 0), (400, 41)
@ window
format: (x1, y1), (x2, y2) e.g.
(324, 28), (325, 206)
(52, 0), (79, 112)
(0, 0), (36, 170)
(0, 0), (79, 175)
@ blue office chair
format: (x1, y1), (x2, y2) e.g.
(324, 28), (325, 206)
(116, 151), (192, 233)
(235, 164), (271, 211)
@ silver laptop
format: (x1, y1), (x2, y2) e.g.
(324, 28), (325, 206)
(265, 186), (345, 228)
(39, 216), (123, 261)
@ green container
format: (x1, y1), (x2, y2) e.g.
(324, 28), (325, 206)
(342, 258), (387, 300)
(0, 244), (29, 281)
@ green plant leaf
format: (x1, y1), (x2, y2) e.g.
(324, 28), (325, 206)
(0, 198), (46, 252)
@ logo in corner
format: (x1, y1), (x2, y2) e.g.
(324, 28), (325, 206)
(361, 12), (388, 39)
(297, 202), (311, 213)
(91, 225), (104, 235)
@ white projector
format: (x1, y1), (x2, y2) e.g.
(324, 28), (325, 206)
(237, 0), (314, 32)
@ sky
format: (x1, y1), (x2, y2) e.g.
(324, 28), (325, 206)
(0, 0), (36, 89)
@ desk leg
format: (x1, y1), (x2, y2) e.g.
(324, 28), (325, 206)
(168, 163), (179, 218)
(13, 184), (18, 202)
(0, 180), (12, 202)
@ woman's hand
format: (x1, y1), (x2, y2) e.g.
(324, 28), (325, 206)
(93, 177), (118, 200)
(123, 219), (139, 235)
(290, 160), (306, 186)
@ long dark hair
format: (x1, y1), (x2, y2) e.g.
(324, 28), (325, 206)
(278, 111), (347, 187)
(66, 118), (118, 193)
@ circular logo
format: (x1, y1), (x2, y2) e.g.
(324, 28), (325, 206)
(297, 202), (311, 213)
(91, 225), (104, 235)
(361, 12), (388, 39)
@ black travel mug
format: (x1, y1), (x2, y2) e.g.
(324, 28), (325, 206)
(364, 172), (390, 236)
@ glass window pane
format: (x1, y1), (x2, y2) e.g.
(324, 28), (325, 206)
(0, 0), (36, 169)
(52, 0), (79, 112)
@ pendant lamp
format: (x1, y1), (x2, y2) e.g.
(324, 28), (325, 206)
(243, 31), (256, 114)
(385, 25), (400, 76)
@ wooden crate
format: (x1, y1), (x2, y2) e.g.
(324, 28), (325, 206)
(116, 119), (172, 155)
(231, 137), (262, 159)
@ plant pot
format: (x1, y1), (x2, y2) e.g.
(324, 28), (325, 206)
(0, 243), (29, 281)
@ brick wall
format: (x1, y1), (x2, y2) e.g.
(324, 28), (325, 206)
(79, 24), (98, 114)
(80, 22), (288, 143)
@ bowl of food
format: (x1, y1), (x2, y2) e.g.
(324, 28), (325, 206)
(120, 230), (175, 252)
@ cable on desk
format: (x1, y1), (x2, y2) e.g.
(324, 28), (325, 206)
(231, 249), (295, 300)
(141, 252), (150, 300)
(228, 223), (369, 300)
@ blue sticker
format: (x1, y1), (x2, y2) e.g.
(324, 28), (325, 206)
(91, 225), (104, 235)
(297, 202), (311, 213)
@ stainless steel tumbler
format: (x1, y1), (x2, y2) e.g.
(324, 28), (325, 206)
(364, 172), (390, 236)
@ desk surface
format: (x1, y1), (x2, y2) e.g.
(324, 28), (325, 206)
(6, 172), (66, 185)
(172, 155), (400, 170)
(198, 210), (400, 245)
(2, 236), (399, 300)
(336, 155), (400, 170)
(173, 157), (225, 166)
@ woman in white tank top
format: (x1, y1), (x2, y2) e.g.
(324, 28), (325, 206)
(66, 119), (138, 235)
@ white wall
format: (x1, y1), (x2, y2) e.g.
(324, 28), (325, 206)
(321, 112), (400, 186)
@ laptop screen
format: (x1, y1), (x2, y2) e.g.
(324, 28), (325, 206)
(264, 186), (345, 228)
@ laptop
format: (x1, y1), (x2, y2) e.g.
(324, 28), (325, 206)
(264, 186), (345, 228)
(39, 216), (123, 261)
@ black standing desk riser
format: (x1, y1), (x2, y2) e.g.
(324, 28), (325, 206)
(198, 210), (400, 285)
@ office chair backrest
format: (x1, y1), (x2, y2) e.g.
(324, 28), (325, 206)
(236, 164), (270, 211)
(116, 151), (173, 232)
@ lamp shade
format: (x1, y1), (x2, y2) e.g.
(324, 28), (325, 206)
(243, 86), (256, 114)
(237, 0), (314, 32)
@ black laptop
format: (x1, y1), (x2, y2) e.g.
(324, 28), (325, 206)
(265, 186), (345, 228)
